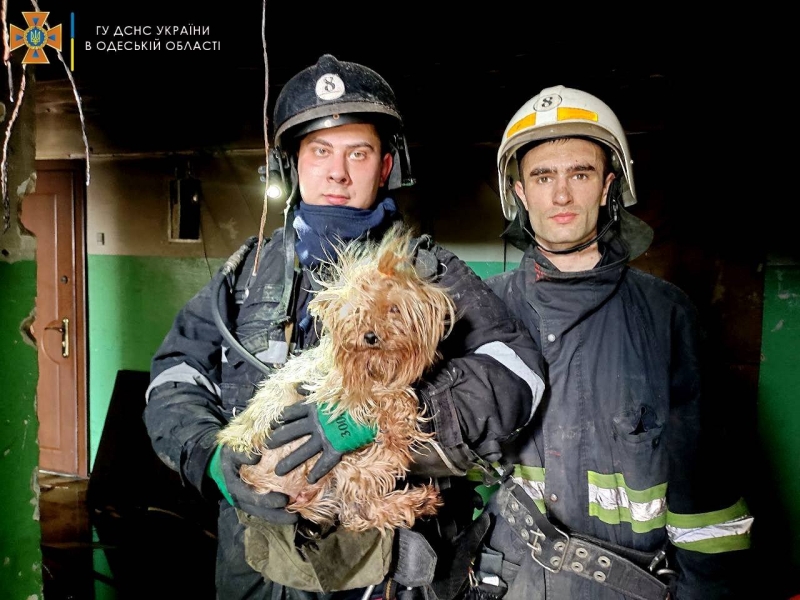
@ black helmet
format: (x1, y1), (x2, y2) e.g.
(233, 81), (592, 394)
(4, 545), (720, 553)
(272, 54), (414, 190)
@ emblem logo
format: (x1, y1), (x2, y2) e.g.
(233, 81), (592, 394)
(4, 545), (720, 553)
(9, 12), (62, 65)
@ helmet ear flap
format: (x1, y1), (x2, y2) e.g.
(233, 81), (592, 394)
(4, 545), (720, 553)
(387, 132), (416, 189)
(500, 189), (534, 252)
(265, 146), (300, 208)
(607, 178), (622, 223)
(511, 185), (526, 215)
(266, 147), (291, 200)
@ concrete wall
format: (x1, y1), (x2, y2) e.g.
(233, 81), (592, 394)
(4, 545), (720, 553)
(81, 155), (271, 464)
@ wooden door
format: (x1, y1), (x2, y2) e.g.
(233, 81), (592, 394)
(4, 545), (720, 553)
(20, 160), (87, 477)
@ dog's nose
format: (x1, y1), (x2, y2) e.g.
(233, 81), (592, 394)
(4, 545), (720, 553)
(364, 332), (379, 346)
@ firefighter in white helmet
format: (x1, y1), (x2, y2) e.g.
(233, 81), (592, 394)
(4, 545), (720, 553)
(463, 86), (754, 600)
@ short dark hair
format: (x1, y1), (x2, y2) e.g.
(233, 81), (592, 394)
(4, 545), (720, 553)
(517, 137), (613, 184)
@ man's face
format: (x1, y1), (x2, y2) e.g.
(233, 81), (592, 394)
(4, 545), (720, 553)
(514, 138), (614, 252)
(297, 122), (393, 210)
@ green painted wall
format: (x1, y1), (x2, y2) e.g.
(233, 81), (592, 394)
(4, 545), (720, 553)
(465, 261), (512, 280)
(85, 255), (509, 466)
(0, 260), (43, 599)
(758, 262), (800, 586)
(87, 255), (224, 466)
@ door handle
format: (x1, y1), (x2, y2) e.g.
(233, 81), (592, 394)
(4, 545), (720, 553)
(44, 318), (70, 358)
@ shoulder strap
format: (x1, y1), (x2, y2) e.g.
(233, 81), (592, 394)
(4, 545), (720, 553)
(409, 234), (438, 281)
(230, 236), (259, 290)
(221, 236), (259, 281)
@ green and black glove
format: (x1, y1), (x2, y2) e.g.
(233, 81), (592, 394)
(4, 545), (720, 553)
(265, 389), (377, 484)
(207, 444), (298, 524)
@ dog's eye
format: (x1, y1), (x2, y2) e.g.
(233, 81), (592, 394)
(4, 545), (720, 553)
(389, 305), (400, 314)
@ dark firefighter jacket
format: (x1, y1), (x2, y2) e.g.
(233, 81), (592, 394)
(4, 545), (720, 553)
(475, 234), (753, 600)
(144, 226), (545, 600)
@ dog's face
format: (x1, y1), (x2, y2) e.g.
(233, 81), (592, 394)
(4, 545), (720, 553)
(308, 230), (456, 394)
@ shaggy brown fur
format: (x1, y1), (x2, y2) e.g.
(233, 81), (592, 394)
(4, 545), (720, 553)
(217, 224), (456, 533)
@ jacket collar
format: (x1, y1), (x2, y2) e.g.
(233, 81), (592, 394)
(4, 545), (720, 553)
(517, 234), (630, 329)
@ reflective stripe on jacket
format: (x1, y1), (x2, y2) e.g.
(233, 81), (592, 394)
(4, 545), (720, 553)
(481, 235), (753, 600)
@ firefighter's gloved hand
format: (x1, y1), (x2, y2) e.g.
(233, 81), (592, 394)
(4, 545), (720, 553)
(265, 387), (378, 484)
(207, 444), (298, 524)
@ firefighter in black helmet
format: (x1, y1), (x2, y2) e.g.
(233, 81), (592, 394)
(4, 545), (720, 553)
(272, 53), (415, 195)
(144, 54), (545, 600)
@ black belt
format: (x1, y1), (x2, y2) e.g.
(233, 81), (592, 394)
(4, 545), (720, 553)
(490, 473), (674, 600)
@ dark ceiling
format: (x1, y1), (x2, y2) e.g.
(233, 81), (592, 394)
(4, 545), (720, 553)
(23, 0), (669, 155)
(17, 4), (789, 256)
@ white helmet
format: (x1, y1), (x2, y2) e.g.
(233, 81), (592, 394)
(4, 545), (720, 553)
(497, 85), (637, 222)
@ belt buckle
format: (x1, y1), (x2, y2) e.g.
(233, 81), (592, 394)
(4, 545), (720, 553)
(648, 549), (667, 573)
(497, 483), (570, 574)
(648, 548), (678, 583)
(530, 523), (570, 574)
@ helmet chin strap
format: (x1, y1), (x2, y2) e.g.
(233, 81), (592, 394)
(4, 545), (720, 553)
(518, 180), (621, 256)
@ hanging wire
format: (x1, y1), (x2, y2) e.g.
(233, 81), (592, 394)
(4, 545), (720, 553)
(1, 67), (25, 232)
(251, 0), (270, 277)
(31, 0), (91, 187)
(1, 0), (14, 102)
(1, 2), (91, 230)
(0, 0), (17, 231)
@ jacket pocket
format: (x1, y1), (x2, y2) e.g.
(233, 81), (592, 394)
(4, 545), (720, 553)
(600, 405), (668, 537)
(219, 381), (259, 416)
(609, 404), (668, 480)
(611, 405), (663, 446)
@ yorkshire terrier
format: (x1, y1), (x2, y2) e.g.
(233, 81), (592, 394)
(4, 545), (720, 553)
(217, 224), (456, 533)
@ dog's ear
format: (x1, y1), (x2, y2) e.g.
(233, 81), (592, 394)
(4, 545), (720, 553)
(377, 225), (414, 277)
(307, 288), (336, 321)
(378, 251), (401, 277)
